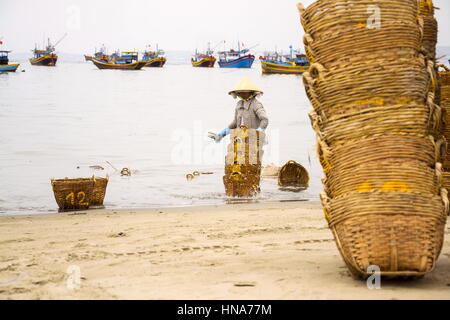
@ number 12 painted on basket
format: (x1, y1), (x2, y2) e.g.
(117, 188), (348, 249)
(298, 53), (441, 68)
(65, 191), (89, 206)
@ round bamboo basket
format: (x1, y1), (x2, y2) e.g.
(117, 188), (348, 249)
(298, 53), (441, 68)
(303, 58), (432, 117)
(311, 104), (441, 145)
(325, 190), (447, 278)
(51, 177), (96, 211)
(326, 159), (441, 198)
(91, 176), (109, 207)
(317, 134), (442, 174)
(299, 0), (420, 33)
(304, 25), (421, 68)
(278, 160), (309, 188)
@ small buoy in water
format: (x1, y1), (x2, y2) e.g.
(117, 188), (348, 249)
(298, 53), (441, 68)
(21, 70), (25, 72)
(186, 173), (194, 181)
(192, 171), (200, 176)
(120, 168), (131, 176)
(89, 165), (104, 170)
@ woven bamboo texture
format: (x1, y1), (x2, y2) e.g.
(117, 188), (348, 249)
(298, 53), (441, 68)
(223, 128), (263, 197)
(278, 160), (309, 188)
(298, 0), (447, 278)
(439, 65), (450, 192)
(91, 176), (109, 206)
(51, 177), (96, 211)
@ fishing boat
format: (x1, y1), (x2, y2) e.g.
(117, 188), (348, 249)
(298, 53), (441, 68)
(260, 46), (310, 74)
(191, 43), (217, 68)
(0, 50), (19, 72)
(218, 43), (256, 68)
(92, 51), (146, 70)
(85, 45), (109, 62)
(142, 45), (166, 67)
(29, 34), (66, 66)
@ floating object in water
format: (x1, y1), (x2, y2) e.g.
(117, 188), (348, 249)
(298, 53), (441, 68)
(106, 160), (118, 171)
(278, 160), (309, 188)
(120, 168), (131, 176)
(89, 165), (104, 170)
(261, 163), (280, 177)
(192, 171), (200, 176)
(51, 177), (96, 211)
(201, 171), (213, 175)
(186, 173), (194, 181)
(0, 50), (20, 72)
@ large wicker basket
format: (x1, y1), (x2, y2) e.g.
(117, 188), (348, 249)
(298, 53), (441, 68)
(51, 177), (96, 211)
(322, 190), (447, 277)
(223, 127), (263, 197)
(91, 176), (109, 207)
(278, 160), (309, 188)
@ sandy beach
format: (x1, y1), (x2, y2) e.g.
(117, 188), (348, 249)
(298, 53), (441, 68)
(0, 201), (449, 300)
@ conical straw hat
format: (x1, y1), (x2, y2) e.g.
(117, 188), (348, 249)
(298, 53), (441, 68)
(228, 77), (263, 95)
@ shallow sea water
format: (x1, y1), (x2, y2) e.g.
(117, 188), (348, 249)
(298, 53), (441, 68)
(0, 58), (323, 214)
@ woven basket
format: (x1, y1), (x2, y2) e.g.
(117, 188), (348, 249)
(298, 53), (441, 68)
(91, 176), (109, 206)
(278, 160), (309, 188)
(223, 172), (260, 197)
(310, 104), (441, 145)
(299, 0), (422, 67)
(223, 127), (263, 197)
(304, 25), (421, 68)
(299, 0), (420, 37)
(51, 177), (96, 211)
(323, 190), (447, 278)
(317, 134), (444, 174)
(326, 159), (441, 198)
(303, 58), (432, 116)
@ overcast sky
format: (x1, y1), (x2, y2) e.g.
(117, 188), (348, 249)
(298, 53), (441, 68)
(1, 0), (449, 54)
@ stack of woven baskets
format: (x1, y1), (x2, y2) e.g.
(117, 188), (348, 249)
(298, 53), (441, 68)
(298, 0), (448, 278)
(440, 65), (450, 191)
(223, 127), (264, 197)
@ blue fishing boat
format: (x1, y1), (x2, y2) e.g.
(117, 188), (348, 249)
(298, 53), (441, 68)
(260, 46), (310, 74)
(0, 50), (19, 72)
(218, 43), (256, 68)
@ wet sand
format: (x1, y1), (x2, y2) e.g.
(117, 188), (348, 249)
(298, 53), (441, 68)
(0, 201), (449, 300)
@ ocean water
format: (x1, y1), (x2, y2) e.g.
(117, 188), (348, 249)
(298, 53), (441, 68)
(0, 58), (323, 215)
